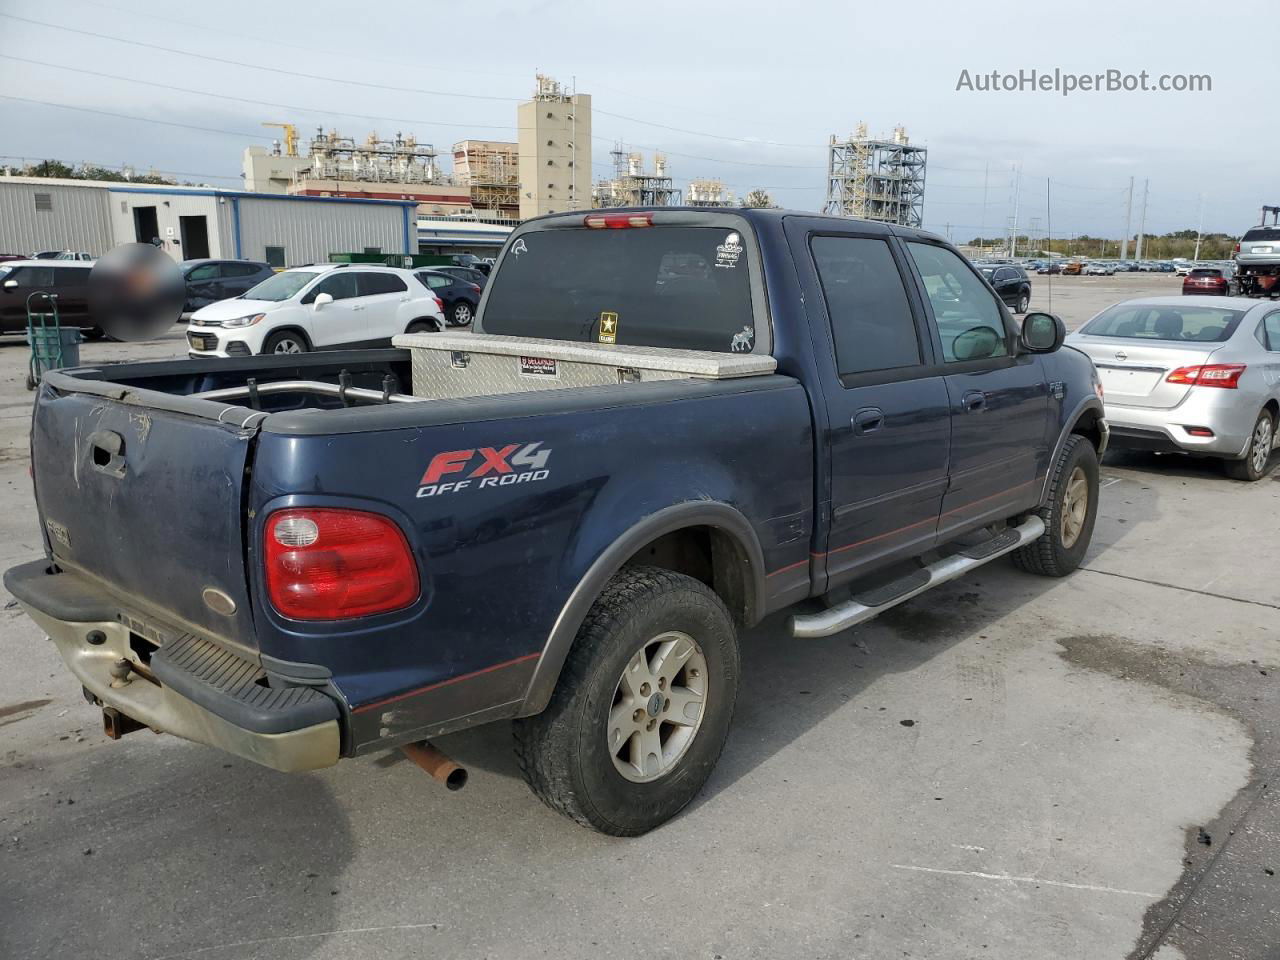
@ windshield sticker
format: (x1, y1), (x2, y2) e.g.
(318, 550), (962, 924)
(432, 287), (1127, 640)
(715, 232), (743, 270)
(730, 326), (755, 353)
(511, 238), (528, 258)
(519, 356), (558, 379)
(417, 443), (552, 498)
(598, 311), (619, 344)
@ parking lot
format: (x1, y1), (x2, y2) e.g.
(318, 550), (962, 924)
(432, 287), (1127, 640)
(1, 273), (1278, 960)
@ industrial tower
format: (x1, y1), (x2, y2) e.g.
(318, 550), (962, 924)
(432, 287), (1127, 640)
(824, 124), (927, 227)
(591, 146), (680, 208)
(517, 75), (592, 219)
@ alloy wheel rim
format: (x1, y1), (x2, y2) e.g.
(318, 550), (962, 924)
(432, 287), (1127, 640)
(1252, 418), (1272, 474)
(1060, 466), (1089, 549)
(456, 304), (472, 323)
(607, 631), (708, 783)
(273, 339), (302, 354)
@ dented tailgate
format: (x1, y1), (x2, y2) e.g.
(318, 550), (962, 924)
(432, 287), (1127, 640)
(30, 385), (260, 649)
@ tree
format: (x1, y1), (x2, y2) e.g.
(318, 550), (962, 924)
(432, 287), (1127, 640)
(743, 188), (774, 209)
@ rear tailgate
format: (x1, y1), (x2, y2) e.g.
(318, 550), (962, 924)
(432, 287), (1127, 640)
(31, 383), (260, 649)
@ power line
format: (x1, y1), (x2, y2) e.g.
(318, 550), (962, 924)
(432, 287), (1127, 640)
(0, 94), (274, 140)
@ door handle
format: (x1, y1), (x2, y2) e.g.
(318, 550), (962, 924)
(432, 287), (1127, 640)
(87, 429), (127, 479)
(962, 390), (988, 413)
(852, 407), (885, 435)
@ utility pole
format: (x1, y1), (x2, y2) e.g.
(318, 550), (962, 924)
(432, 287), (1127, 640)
(1193, 194), (1204, 260)
(979, 161), (989, 255)
(1135, 178), (1149, 260)
(1009, 164), (1021, 258)
(1121, 176), (1134, 260)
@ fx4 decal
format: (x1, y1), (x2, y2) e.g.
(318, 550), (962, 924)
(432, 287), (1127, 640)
(417, 442), (551, 498)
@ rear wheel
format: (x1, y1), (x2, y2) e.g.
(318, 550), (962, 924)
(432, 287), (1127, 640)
(1012, 434), (1099, 577)
(513, 566), (740, 836)
(261, 330), (308, 355)
(1016, 292), (1030, 314)
(1224, 410), (1274, 482)
(450, 301), (474, 326)
(407, 319), (440, 334)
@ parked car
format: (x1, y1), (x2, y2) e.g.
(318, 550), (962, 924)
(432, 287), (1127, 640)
(0, 259), (102, 336)
(432, 265), (488, 291)
(451, 253), (491, 275)
(32, 250), (94, 261)
(1066, 296), (1279, 480)
(1062, 261), (1085, 276)
(1182, 268), (1229, 296)
(975, 263), (1033, 313)
(181, 259), (275, 314)
(1233, 222), (1280, 298)
(1038, 262), (1063, 275)
(1085, 262), (1115, 276)
(414, 269), (481, 326)
(7, 208), (1107, 835)
(1174, 262), (1194, 277)
(0, 254), (27, 264)
(186, 264), (445, 357)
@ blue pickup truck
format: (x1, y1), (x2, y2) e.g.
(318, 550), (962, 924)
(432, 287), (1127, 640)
(5, 208), (1106, 835)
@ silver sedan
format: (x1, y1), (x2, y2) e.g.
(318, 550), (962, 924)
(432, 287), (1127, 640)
(1065, 296), (1280, 480)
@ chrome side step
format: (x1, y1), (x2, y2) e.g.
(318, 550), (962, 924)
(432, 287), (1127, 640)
(789, 516), (1045, 639)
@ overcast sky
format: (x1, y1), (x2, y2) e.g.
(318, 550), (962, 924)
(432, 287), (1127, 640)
(0, 0), (1271, 243)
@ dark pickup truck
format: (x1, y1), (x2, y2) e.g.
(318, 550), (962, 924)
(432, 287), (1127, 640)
(5, 208), (1107, 835)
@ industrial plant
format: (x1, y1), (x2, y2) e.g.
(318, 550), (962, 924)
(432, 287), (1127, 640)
(824, 123), (928, 227)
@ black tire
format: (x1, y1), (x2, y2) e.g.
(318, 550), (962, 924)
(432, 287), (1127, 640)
(513, 566), (740, 836)
(450, 301), (474, 326)
(80, 327), (106, 341)
(1016, 292), (1030, 314)
(260, 330), (309, 355)
(1223, 409), (1275, 482)
(1011, 434), (1099, 577)
(407, 319), (440, 334)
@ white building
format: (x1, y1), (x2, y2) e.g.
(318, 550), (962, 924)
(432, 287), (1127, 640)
(0, 176), (417, 267)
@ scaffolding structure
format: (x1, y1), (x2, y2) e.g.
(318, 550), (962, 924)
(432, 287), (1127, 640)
(592, 145), (681, 208)
(686, 178), (736, 207)
(824, 123), (926, 226)
(303, 129), (443, 183)
(452, 140), (519, 219)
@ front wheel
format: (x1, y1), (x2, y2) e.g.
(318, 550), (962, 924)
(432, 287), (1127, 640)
(1016, 293), (1030, 314)
(261, 330), (308, 355)
(1224, 410), (1275, 481)
(1011, 434), (1099, 577)
(513, 567), (740, 836)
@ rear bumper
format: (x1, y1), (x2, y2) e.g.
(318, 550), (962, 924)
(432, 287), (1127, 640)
(3, 560), (341, 773)
(1103, 397), (1254, 457)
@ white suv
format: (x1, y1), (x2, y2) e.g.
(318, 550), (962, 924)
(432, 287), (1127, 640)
(186, 264), (446, 357)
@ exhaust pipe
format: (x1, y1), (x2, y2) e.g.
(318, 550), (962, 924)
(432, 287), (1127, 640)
(102, 706), (145, 740)
(401, 740), (468, 791)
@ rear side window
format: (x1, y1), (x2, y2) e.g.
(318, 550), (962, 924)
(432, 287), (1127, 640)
(418, 273), (451, 290)
(906, 242), (1009, 362)
(1258, 313), (1280, 351)
(224, 263), (263, 278)
(359, 272), (408, 296)
(187, 263), (219, 281)
(55, 268), (91, 287)
(1082, 305), (1244, 342)
(483, 226), (756, 352)
(811, 235), (921, 377)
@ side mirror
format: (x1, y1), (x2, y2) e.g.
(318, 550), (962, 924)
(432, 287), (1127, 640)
(1021, 311), (1066, 353)
(312, 292), (333, 308)
(2, 279), (16, 290)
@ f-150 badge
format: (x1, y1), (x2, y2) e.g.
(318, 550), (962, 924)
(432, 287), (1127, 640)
(417, 442), (552, 498)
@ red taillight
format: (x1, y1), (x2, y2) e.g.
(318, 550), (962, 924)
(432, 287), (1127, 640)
(1234, 242), (1241, 253)
(1166, 364), (1247, 389)
(264, 508), (419, 620)
(1185, 426), (1215, 437)
(470, 284), (481, 294)
(433, 296), (444, 311)
(584, 213), (653, 229)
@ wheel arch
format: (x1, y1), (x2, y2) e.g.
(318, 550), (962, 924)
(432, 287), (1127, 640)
(405, 316), (443, 333)
(261, 326), (312, 353)
(1040, 396), (1107, 506)
(517, 501), (766, 717)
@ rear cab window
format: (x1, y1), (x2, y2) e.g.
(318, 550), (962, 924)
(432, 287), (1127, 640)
(1081, 305), (1244, 342)
(483, 224), (761, 353)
